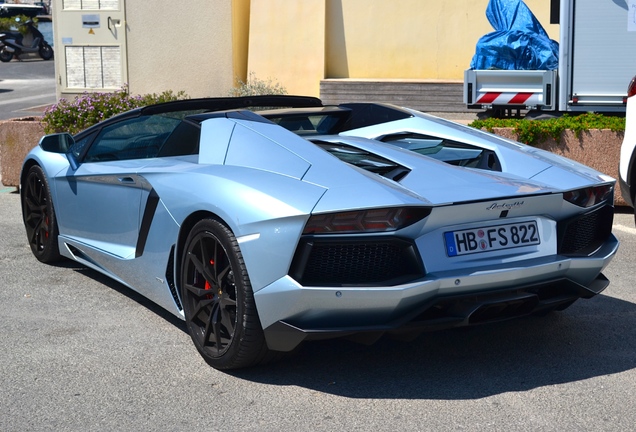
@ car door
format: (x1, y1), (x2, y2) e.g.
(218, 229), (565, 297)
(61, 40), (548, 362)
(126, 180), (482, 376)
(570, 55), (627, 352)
(54, 115), (180, 259)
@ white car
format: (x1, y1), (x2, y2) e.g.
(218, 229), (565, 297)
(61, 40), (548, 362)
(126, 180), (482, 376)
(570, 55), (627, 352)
(620, 76), (636, 216)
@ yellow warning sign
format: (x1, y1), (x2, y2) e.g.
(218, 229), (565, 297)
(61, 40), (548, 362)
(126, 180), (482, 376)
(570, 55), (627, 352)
(89, 28), (95, 35)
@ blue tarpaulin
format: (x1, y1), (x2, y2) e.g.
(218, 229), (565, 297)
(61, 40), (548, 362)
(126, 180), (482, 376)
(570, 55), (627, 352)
(470, 0), (559, 71)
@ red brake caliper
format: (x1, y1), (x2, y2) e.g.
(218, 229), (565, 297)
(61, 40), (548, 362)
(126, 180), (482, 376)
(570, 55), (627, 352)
(204, 259), (214, 299)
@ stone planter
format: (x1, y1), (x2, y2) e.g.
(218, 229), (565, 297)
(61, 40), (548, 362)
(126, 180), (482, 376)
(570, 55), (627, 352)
(0, 118), (45, 188)
(489, 128), (625, 206)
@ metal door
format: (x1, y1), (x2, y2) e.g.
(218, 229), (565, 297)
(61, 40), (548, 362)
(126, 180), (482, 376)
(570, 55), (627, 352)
(566, 0), (636, 110)
(53, 0), (127, 95)
(54, 161), (142, 259)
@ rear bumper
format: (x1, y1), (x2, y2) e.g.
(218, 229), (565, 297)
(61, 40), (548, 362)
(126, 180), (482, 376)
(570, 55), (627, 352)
(256, 230), (618, 352)
(263, 273), (610, 352)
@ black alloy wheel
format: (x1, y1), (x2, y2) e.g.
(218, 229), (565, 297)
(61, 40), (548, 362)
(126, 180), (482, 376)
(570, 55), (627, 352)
(22, 165), (61, 263)
(180, 218), (271, 370)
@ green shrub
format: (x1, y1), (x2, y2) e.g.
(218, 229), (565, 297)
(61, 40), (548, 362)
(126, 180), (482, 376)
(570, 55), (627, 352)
(0, 15), (34, 33)
(228, 72), (287, 97)
(468, 113), (625, 146)
(42, 86), (188, 135)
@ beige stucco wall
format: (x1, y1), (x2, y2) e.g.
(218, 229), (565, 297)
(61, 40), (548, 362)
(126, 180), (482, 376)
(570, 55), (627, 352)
(247, 0), (326, 96)
(326, 0), (557, 80)
(52, 0), (557, 100)
(247, 0), (558, 96)
(126, 0), (244, 98)
(232, 0), (251, 87)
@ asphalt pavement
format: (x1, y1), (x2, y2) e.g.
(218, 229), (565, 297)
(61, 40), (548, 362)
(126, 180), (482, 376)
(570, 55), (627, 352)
(0, 57), (56, 121)
(2, 191), (636, 431)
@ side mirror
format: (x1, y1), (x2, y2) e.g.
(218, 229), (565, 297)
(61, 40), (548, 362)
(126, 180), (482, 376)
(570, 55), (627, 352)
(39, 133), (75, 153)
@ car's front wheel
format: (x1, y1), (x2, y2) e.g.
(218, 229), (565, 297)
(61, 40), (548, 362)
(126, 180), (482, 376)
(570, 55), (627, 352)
(180, 218), (271, 370)
(22, 165), (61, 263)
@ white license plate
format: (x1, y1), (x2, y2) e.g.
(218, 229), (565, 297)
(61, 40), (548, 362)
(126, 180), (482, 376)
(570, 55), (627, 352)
(444, 221), (540, 257)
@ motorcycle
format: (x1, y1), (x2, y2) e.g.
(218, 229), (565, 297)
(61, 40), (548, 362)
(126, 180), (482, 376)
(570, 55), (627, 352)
(0, 19), (53, 62)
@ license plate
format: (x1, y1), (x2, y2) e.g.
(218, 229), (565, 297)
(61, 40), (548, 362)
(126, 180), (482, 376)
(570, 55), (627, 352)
(444, 221), (540, 257)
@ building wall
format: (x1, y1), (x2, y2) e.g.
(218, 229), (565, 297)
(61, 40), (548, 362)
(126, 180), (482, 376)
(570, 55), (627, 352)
(53, 0), (250, 99)
(247, 0), (326, 96)
(232, 0), (251, 87)
(52, 0), (556, 100)
(247, 0), (558, 96)
(126, 0), (244, 98)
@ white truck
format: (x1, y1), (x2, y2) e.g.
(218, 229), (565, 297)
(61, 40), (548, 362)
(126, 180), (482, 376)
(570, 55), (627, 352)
(464, 0), (636, 114)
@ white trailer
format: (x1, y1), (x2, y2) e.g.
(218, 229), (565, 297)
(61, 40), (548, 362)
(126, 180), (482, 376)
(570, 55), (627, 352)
(464, 0), (636, 114)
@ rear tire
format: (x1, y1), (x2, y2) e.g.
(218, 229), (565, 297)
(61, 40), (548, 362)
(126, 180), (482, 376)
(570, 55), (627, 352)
(0, 47), (13, 62)
(180, 218), (272, 370)
(39, 44), (53, 60)
(21, 165), (61, 263)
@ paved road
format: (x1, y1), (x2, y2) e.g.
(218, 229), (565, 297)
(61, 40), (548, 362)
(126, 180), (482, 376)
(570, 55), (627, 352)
(1, 190), (635, 431)
(0, 58), (56, 120)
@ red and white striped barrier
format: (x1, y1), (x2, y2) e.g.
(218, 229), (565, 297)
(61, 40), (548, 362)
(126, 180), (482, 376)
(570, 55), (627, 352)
(475, 92), (543, 106)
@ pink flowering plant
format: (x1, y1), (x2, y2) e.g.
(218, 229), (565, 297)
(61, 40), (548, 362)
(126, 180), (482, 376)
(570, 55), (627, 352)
(42, 86), (188, 135)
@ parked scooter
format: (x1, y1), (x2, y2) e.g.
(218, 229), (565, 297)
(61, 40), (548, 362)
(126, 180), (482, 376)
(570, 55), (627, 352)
(0, 19), (53, 62)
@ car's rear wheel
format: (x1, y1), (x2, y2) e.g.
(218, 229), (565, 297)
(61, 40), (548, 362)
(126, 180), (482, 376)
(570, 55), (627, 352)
(22, 165), (61, 263)
(180, 218), (271, 370)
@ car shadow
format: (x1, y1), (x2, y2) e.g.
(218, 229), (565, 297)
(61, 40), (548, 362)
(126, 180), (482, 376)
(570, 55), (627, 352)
(231, 294), (636, 399)
(52, 258), (636, 400)
(54, 261), (189, 334)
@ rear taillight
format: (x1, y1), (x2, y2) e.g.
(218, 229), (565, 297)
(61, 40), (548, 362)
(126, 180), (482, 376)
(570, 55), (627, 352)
(564, 185), (613, 208)
(628, 75), (636, 98)
(303, 207), (431, 234)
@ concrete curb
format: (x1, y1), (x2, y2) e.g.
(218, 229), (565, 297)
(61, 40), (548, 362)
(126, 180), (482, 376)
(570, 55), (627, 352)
(0, 117), (45, 187)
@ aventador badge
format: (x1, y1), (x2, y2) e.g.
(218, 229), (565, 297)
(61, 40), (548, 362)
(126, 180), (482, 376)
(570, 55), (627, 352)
(486, 201), (525, 211)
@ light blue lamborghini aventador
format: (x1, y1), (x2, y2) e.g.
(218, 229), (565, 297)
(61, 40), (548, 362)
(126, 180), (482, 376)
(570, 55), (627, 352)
(21, 96), (618, 370)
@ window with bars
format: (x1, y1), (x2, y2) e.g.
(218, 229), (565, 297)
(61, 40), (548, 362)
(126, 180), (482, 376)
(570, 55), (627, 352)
(65, 46), (121, 89)
(63, 0), (118, 10)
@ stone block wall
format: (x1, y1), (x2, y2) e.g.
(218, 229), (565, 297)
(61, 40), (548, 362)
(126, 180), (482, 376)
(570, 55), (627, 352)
(0, 119), (44, 188)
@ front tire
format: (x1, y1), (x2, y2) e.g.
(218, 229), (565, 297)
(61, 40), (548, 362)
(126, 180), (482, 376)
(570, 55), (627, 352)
(0, 47), (13, 62)
(39, 44), (53, 60)
(21, 165), (61, 263)
(180, 218), (271, 370)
